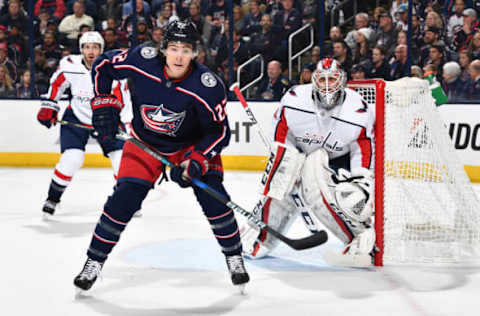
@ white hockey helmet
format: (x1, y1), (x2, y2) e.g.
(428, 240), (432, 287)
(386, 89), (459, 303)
(79, 31), (104, 53)
(312, 58), (347, 110)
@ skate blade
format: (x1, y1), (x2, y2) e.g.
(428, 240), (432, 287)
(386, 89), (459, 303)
(235, 283), (247, 295)
(74, 287), (89, 299)
(133, 210), (143, 217)
(42, 212), (54, 221)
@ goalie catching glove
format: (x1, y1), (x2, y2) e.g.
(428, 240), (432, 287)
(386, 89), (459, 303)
(170, 151), (209, 188)
(91, 94), (122, 142)
(37, 100), (60, 128)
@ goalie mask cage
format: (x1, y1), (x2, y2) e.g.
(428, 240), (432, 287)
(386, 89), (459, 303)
(348, 77), (480, 266)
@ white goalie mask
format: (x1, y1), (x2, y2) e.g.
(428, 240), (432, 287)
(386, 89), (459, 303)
(312, 58), (347, 110)
(79, 31), (104, 53)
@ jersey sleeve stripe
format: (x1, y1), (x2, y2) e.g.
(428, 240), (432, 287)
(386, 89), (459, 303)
(175, 87), (216, 121)
(202, 124), (227, 155)
(113, 65), (162, 83)
(112, 82), (124, 106)
(46, 72), (66, 100)
(356, 128), (372, 169)
(274, 107), (288, 143)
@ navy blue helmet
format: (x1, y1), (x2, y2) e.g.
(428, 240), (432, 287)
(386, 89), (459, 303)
(161, 20), (199, 55)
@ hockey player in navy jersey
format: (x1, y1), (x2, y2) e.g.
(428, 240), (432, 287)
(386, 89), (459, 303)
(37, 31), (131, 217)
(74, 20), (249, 292)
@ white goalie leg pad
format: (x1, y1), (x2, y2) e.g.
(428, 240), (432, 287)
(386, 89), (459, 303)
(240, 195), (298, 259)
(53, 149), (85, 186)
(107, 149), (123, 176)
(259, 142), (305, 200)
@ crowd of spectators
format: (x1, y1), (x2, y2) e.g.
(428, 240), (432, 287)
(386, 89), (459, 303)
(0, 0), (479, 102)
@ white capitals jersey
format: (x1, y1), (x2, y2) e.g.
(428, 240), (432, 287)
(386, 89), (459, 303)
(272, 83), (375, 171)
(44, 54), (132, 125)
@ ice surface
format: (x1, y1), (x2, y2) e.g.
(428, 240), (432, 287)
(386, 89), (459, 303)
(1, 168), (479, 316)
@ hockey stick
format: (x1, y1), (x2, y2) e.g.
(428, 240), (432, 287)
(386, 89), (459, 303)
(58, 119), (328, 249)
(57, 120), (98, 136)
(115, 131), (328, 250)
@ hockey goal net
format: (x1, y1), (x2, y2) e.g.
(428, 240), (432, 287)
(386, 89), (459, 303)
(348, 77), (480, 266)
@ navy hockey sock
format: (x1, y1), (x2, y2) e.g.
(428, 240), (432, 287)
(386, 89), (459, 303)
(47, 180), (66, 203)
(87, 181), (149, 262)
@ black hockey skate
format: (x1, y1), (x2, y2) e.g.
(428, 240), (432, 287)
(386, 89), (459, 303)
(225, 255), (249, 294)
(74, 258), (103, 292)
(42, 199), (58, 216)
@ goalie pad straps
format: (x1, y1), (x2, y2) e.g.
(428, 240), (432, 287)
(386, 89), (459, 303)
(260, 142), (305, 200)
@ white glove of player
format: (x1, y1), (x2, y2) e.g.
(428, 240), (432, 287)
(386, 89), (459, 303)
(240, 223), (271, 259)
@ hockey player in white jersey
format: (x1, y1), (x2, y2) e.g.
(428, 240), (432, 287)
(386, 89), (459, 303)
(241, 58), (376, 267)
(36, 31), (132, 216)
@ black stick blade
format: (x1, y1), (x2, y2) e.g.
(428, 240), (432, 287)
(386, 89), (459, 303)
(266, 228), (328, 250)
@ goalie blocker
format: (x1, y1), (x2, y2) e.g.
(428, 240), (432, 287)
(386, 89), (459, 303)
(241, 147), (376, 267)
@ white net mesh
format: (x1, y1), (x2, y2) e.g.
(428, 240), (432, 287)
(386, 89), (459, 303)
(349, 78), (480, 265)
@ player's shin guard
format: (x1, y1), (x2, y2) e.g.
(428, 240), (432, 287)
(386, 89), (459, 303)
(86, 181), (149, 262)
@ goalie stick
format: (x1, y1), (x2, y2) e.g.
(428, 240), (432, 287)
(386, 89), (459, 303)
(57, 119), (328, 250)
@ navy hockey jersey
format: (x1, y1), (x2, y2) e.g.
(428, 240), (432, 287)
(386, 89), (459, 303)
(91, 45), (230, 158)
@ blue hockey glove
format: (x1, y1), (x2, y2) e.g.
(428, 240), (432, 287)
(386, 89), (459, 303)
(170, 151), (208, 188)
(37, 101), (60, 128)
(91, 94), (122, 142)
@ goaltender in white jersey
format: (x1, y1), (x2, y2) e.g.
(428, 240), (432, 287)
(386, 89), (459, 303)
(37, 31), (131, 217)
(241, 58), (376, 267)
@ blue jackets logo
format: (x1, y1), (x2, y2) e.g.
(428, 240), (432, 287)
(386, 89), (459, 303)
(141, 104), (186, 136)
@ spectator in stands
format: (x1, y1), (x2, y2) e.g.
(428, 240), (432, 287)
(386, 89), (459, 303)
(324, 26), (343, 57)
(132, 17), (152, 45)
(298, 63), (314, 84)
(242, 0), (263, 36)
(447, 0), (466, 42)
(0, 63), (14, 97)
(345, 12), (370, 51)
(452, 8), (479, 52)
(155, 2), (177, 29)
(425, 10), (445, 40)
(423, 63), (441, 84)
(16, 69), (38, 98)
(122, 0), (150, 20)
(0, 42), (16, 82)
(420, 26), (443, 68)
(371, 6), (387, 32)
(458, 50), (473, 82)
(467, 31), (480, 59)
(0, 0), (27, 31)
(395, 3), (408, 31)
(301, 0), (318, 27)
(65, 0), (98, 21)
(353, 27), (373, 67)
(34, 0), (66, 21)
(442, 61), (472, 102)
(216, 22), (250, 67)
(256, 60), (291, 101)
(272, 0), (302, 63)
(105, 17), (128, 48)
(149, 26), (163, 47)
(103, 28), (119, 51)
(58, 1), (94, 43)
(410, 65), (423, 78)
(332, 39), (352, 79)
(36, 30), (63, 67)
(397, 30), (420, 65)
(372, 12), (399, 58)
(33, 47), (54, 94)
(410, 13), (424, 49)
(367, 45), (391, 80)
(390, 44), (409, 80)
(34, 8), (52, 39)
(99, 0), (123, 23)
(351, 63), (367, 80)
(428, 44), (447, 79)
(188, 2), (210, 45)
(6, 21), (27, 65)
(206, 0), (227, 29)
(232, 5), (245, 33)
(249, 13), (280, 63)
(123, 0), (154, 32)
(468, 59), (480, 99)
